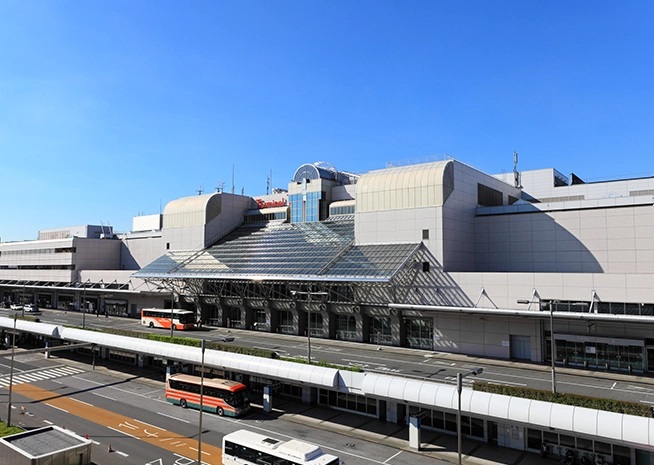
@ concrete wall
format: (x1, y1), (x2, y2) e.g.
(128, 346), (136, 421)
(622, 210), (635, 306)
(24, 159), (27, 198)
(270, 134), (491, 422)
(475, 203), (654, 274)
(119, 230), (164, 270)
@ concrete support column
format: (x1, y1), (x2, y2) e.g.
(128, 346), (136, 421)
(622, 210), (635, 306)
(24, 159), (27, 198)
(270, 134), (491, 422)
(391, 313), (403, 346)
(263, 385), (273, 413)
(409, 415), (421, 450)
(302, 386), (317, 405)
(386, 401), (399, 423)
(165, 363), (175, 381)
(355, 312), (364, 342)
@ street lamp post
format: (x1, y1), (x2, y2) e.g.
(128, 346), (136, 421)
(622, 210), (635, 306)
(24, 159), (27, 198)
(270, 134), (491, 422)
(457, 367), (484, 465)
(170, 290), (175, 338)
(290, 287), (328, 364)
(307, 292), (312, 364)
(197, 339), (206, 464)
(7, 313), (17, 426)
(549, 301), (557, 394)
(517, 297), (557, 394)
(82, 280), (87, 329)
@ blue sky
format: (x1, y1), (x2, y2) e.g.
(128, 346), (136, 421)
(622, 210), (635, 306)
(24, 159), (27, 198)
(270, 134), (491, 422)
(2, 1), (653, 241)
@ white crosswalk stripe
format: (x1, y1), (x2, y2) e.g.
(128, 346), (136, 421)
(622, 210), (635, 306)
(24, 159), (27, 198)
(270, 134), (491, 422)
(0, 366), (85, 387)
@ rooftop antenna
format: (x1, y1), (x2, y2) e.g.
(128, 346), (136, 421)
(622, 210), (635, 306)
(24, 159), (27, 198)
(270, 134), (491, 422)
(266, 171), (271, 195)
(216, 181), (225, 193)
(196, 185), (203, 195)
(513, 151), (522, 188)
(231, 165), (235, 194)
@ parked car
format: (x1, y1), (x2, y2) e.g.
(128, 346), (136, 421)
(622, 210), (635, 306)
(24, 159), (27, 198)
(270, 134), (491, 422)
(9, 304), (23, 311)
(23, 304), (42, 315)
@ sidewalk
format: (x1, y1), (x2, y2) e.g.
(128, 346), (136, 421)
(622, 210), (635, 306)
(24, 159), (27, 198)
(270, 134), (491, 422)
(222, 326), (654, 387)
(272, 397), (553, 465)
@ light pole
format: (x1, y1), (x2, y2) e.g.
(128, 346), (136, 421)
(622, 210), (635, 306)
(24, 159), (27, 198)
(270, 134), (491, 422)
(170, 290), (175, 338)
(517, 297), (557, 394)
(290, 287), (328, 364)
(457, 367), (483, 465)
(307, 292), (312, 364)
(82, 280), (87, 329)
(7, 313), (17, 426)
(549, 301), (557, 394)
(197, 339), (206, 464)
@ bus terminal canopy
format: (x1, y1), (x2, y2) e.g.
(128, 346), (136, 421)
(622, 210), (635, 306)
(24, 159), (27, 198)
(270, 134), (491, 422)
(2, 317), (653, 451)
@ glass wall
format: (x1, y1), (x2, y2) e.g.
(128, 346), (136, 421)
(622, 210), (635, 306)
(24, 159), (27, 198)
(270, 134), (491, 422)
(548, 336), (645, 373)
(278, 310), (294, 334)
(404, 318), (433, 350)
(370, 317), (392, 345)
(335, 314), (357, 341)
(526, 428), (634, 465)
(318, 389), (377, 416)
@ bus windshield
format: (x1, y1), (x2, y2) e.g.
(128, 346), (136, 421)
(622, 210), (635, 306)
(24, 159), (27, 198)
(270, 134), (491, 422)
(176, 312), (196, 324)
(226, 389), (250, 408)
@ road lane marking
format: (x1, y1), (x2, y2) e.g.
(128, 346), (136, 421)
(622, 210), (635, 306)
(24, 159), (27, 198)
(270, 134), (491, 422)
(45, 403), (69, 413)
(109, 425), (139, 439)
(136, 419), (165, 430)
(13, 384), (223, 464)
(72, 398), (94, 407)
(157, 412), (190, 423)
(92, 392), (117, 401)
(384, 451), (402, 463)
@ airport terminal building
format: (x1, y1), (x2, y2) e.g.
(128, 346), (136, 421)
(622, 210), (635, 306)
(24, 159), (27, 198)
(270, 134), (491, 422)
(2, 159), (654, 374)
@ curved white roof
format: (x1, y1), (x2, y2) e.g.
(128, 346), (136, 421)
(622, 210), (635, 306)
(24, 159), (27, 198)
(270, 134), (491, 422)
(163, 193), (222, 228)
(356, 161), (454, 213)
(2, 318), (653, 450)
(361, 373), (654, 449)
(0, 316), (61, 338)
(58, 327), (339, 388)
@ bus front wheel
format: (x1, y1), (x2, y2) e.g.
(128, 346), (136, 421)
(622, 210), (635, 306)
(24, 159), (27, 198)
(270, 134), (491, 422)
(149, 322), (154, 328)
(217, 407), (224, 416)
(180, 399), (187, 408)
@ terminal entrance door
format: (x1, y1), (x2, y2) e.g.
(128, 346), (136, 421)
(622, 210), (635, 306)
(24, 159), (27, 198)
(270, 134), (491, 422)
(510, 335), (531, 360)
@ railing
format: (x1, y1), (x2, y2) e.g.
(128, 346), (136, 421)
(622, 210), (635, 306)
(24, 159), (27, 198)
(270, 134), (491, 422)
(370, 334), (393, 346)
(279, 325), (295, 335)
(337, 330), (357, 341)
(406, 337), (433, 350)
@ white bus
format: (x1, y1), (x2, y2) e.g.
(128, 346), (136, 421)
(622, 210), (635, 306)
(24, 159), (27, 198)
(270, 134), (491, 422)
(141, 308), (196, 331)
(223, 430), (339, 465)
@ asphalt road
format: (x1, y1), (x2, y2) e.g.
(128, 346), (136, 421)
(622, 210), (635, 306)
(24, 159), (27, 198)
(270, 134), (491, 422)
(8, 307), (654, 406)
(0, 348), (451, 465)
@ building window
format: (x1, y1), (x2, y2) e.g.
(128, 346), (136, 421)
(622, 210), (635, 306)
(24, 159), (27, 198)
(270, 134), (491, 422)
(477, 183), (503, 207)
(422, 262), (430, 272)
(422, 229), (429, 240)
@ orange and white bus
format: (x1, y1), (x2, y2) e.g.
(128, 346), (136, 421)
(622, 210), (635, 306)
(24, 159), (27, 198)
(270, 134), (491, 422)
(166, 374), (250, 417)
(141, 308), (196, 331)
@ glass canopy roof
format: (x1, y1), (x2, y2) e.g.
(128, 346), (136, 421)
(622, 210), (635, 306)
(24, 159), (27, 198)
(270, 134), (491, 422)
(135, 219), (420, 282)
